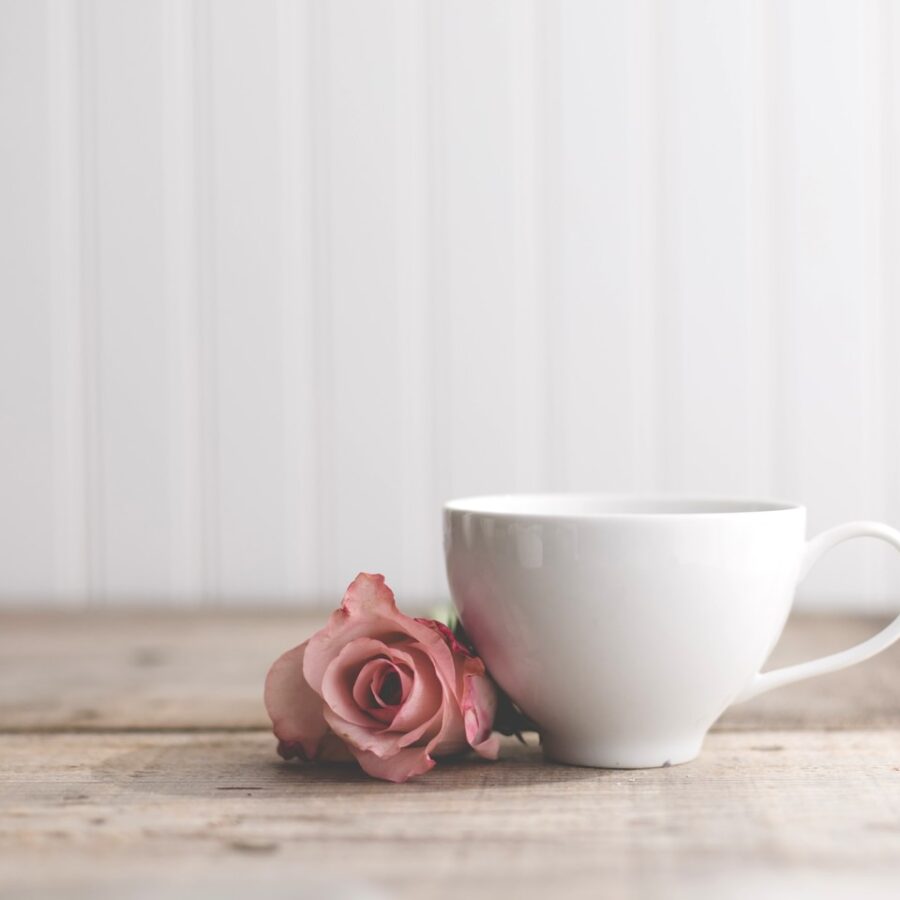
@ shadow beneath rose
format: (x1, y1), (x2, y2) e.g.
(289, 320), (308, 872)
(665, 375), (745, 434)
(93, 732), (603, 799)
(270, 733), (609, 792)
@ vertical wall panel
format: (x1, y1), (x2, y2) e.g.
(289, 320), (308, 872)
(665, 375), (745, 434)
(745, 0), (778, 498)
(192, 0), (218, 601)
(0, 1), (56, 599)
(89, 0), (176, 600)
(764, 1), (795, 507)
(551, 0), (654, 491)
(509, 0), (548, 492)
(318, 0), (412, 597)
(433, 0), (520, 500)
(276, 0), (320, 601)
(656, 0), (757, 493)
(161, 0), (203, 602)
(2, 0), (900, 610)
(880, 0), (900, 607)
(394, 0), (436, 598)
(858, 0), (889, 607)
(625, 0), (664, 491)
(47, 0), (88, 603)
(205, 0), (288, 601)
(76, 0), (104, 600)
(781, 1), (875, 608)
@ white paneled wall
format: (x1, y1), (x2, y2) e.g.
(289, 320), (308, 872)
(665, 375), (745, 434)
(1, 0), (899, 609)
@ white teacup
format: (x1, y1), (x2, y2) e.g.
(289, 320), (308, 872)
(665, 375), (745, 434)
(444, 494), (900, 769)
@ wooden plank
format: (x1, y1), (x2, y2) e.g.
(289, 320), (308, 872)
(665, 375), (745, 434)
(1, 612), (899, 733)
(0, 610), (324, 732)
(716, 613), (900, 731)
(2, 730), (900, 898)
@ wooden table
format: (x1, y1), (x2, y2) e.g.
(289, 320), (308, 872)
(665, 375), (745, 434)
(2, 611), (900, 898)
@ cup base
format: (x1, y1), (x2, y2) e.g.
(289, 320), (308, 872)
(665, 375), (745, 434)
(542, 734), (704, 770)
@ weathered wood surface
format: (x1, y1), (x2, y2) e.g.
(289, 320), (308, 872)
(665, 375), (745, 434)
(3, 730), (900, 899)
(2, 612), (900, 898)
(2, 612), (899, 732)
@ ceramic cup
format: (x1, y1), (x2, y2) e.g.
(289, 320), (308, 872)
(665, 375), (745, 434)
(443, 494), (900, 769)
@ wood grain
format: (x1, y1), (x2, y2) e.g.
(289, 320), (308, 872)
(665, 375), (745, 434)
(3, 611), (900, 897)
(2, 611), (899, 732)
(0, 610), (323, 731)
(2, 731), (900, 899)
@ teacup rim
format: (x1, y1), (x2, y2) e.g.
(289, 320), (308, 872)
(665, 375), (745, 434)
(443, 493), (805, 519)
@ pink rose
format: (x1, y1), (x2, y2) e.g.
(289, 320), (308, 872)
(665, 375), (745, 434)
(264, 573), (500, 782)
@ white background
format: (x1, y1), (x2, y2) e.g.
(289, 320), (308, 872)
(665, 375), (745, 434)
(1, 0), (899, 610)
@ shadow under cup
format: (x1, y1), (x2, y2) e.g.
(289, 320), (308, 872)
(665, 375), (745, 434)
(443, 494), (806, 769)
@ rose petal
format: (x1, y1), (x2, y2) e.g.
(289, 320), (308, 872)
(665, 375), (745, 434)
(351, 745), (436, 783)
(349, 700), (467, 781)
(426, 689), (469, 758)
(354, 659), (407, 725)
(415, 617), (473, 658)
(330, 642), (445, 744)
(278, 573), (498, 782)
(461, 661), (499, 759)
(338, 659), (473, 781)
(303, 574), (459, 703)
(340, 572), (399, 616)
(320, 638), (395, 728)
(381, 648), (447, 747)
(316, 733), (356, 763)
(341, 698), (451, 781)
(388, 644), (444, 733)
(468, 730), (500, 760)
(278, 732), (353, 764)
(352, 658), (412, 712)
(371, 664), (409, 707)
(394, 706), (444, 749)
(352, 658), (386, 710)
(320, 638), (421, 729)
(263, 641), (329, 760)
(323, 702), (438, 756)
(324, 648), (447, 758)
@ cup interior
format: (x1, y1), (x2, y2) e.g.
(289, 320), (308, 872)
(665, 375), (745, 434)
(444, 494), (799, 518)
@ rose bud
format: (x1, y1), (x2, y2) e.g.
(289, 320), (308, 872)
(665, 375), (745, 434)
(265, 573), (500, 782)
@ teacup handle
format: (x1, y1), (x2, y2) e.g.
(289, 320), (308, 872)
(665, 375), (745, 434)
(736, 521), (900, 703)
